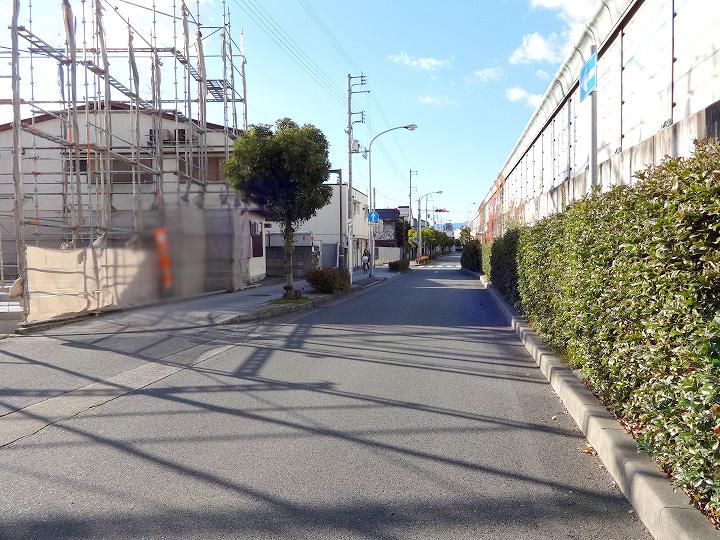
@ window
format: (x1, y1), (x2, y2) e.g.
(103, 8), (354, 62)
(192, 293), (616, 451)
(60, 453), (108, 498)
(110, 158), (155, 183)
(78, 157), (155, 183)
(207, 157), (227, 182)
(250, 220), (263, 258)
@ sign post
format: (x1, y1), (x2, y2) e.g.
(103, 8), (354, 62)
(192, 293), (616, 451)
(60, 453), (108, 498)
(580, 47), (598, 195)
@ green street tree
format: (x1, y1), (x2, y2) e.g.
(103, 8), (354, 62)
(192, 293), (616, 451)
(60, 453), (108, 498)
(459, 226), (472, 246)
(224, 118), (332, 298)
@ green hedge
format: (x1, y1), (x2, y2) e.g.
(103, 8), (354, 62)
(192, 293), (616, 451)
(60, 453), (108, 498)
(460, 239), (482, 272)
(481, 242), (492, 277)
(489, 229), (520, 306)
(388, 259), (410, 272)
(306, 267), (350, 294)
(491, 140), (720, 519)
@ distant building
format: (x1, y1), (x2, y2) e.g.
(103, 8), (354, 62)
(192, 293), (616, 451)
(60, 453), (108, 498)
(375, 208), (404, 264)
(265, 183), (369, 272)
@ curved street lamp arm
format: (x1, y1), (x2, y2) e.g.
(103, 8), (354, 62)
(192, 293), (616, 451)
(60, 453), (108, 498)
(369, 125), (415, 150)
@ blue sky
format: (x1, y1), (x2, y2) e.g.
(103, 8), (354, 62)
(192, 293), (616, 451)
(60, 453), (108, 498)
(230, 0), (598, 225)
(2, 0), (597, 225)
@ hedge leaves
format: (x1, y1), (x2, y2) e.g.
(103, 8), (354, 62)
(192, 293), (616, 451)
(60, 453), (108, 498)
(490, 140), (720, 519)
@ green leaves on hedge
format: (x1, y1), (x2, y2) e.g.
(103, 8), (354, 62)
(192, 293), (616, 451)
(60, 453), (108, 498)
(460, 240), (482, 272)
(489, 140), (720, 517)
(306, 267), (350, 294)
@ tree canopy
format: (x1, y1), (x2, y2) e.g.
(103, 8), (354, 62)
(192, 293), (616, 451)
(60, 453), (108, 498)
(224, 118), (333, 297)
(224, 118), (332, 227)
(459, 226), (473, 245)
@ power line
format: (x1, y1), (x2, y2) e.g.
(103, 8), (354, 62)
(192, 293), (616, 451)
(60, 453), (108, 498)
(230, 0), (345, 107)
(292, 1), (412, 175)
(295, 0), (362, 74)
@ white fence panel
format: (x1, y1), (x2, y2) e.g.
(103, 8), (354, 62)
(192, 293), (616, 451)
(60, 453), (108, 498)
(673, 0), (720, 120)
(622, 0), (673, 149)
(597, 37), (622, 163)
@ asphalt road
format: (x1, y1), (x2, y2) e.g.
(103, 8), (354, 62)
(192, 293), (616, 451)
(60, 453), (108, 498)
(0, 254), (650, 539)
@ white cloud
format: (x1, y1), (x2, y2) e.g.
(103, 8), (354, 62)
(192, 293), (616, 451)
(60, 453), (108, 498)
(535, 69), (550, 79)
(418, 95), (459, 107)
(470, 67), (504, 82)
(509, 32), (565, 64)
(509, 0), (598, 65)
(531, 0), (597, 32)
(506, 86), (543, 108)
(387, 52), (452, 71)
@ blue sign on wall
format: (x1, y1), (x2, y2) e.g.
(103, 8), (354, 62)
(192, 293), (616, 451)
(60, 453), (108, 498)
(368, 211), (379, 223)
(580, 51), (597, 102)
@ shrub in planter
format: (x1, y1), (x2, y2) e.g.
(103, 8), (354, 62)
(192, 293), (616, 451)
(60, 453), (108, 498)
(388, 259), (410, 272)
(306, 267), (350, 294)
(460, 239), (482, 272)
(415, 255), (430, 265)
(491, 140), (720, 519)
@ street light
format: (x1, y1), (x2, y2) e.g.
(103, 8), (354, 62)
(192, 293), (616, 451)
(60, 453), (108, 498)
(367, 124), (417, 276)
(418, 190), (442, 258)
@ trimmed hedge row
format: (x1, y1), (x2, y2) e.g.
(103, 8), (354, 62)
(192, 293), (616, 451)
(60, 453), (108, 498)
(489, 229), (520, 304)
(460, 239), (482, 272)
(306, 267), (350, 294)
(388, 259), (410, 272)
(481, 242), (492, 278)
(489, 140), (720, 520)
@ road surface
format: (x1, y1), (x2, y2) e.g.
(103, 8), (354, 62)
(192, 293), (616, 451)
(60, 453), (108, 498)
(0, 254), (649, 539)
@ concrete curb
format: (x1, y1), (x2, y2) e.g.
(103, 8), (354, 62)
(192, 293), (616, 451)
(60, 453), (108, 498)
(15, 277), (388, 335)
(210, 277), (386, 326)
(13, 287), (243, 335)
(479, 275), (719, 540)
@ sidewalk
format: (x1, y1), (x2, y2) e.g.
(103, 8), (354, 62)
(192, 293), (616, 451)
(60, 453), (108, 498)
(12, 265), (398, 336)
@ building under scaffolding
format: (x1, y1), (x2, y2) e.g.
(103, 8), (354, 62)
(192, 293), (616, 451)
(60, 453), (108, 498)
(1, 0), (265, 329)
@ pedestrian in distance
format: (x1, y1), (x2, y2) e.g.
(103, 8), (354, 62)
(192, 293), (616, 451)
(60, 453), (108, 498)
(361, 248), (370, 273)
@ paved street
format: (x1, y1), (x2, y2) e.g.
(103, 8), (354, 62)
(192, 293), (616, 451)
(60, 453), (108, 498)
(0, 254), (649, 539)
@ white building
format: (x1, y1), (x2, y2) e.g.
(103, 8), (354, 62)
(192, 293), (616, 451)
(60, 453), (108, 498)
(265, 183), (369, 269)
(0, 104), (266, 323)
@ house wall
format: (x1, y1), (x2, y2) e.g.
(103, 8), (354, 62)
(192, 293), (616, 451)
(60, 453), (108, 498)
(265, 183), (370, 268)
(0, 110), (266, 322)
(375, 247), (403, 265)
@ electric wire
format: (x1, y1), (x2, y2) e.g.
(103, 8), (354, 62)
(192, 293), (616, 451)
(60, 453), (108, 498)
(229, 0), (345, 108)
(295, 0), (362, 74)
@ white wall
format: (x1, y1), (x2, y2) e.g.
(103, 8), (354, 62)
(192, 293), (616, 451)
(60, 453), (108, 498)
(265, 183), (369, 260)
(481, 0), (720, 228)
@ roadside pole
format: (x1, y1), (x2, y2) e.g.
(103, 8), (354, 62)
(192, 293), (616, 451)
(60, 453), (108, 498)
(370, 187), (376, 276)
(417, 197), (422, 257)
(589, 44), (598, 193)
(346, 74), (354, 283)
(580, 45), (598, 196)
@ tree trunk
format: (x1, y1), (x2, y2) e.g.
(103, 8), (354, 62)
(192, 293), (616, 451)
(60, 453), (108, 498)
(282, 221), (295, 299)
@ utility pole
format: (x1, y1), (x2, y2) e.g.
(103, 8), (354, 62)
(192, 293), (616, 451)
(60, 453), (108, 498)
(346, 73), (367, 282)
(372, 186), (376, 270)
(347, 74), (353, 281)
(329, 169), (342, 268)
(409, 169), (417, 227)
(417, 197), (422, 257)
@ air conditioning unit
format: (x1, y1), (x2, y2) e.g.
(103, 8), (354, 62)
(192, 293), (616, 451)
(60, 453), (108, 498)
(148, 128), (172, 145)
